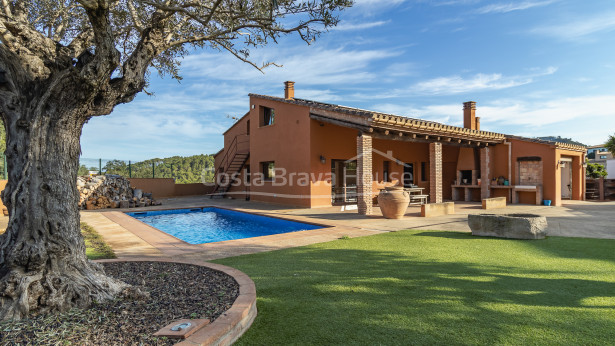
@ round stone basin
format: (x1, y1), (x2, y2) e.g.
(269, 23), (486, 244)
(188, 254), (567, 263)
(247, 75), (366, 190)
(468, 213), (547, 239)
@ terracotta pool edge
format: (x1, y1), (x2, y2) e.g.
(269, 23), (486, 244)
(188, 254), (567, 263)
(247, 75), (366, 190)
(122, 205), (333, 229)
(95, 257), (257, 346)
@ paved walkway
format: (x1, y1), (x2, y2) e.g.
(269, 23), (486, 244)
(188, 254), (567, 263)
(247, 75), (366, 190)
(77, 196), (615, 261)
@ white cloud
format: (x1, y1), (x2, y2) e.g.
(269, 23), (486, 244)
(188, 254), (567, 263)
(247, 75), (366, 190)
(413, 73), (528, 94)
(371, 102), (459, 124)
(479, 95), (615, 127)
(181, 46), (401, 86)
(530, 12), (615, 40)
(353, 0), (407, 6)
(331, 20), (389, 31)
(403, 67), (557, 96)
(476, 0), (556, 14)
(370, 94), (615, 145)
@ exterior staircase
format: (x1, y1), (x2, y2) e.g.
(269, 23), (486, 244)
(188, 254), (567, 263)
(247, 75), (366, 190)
(210, 134), (249, 198)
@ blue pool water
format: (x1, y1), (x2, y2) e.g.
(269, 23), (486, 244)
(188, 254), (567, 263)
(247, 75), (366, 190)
(126, 207), (323, 244)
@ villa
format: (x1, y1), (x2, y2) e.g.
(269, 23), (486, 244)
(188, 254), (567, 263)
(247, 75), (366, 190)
(214, 82), (586, 214)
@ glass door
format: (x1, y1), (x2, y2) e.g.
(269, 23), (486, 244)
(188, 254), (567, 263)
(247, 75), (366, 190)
(331, 160), (358, 204)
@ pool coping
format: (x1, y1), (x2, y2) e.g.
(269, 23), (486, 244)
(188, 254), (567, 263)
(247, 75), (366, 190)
(96, 205), (386, 260)
(95, 257), (257, 346)
(103, 206), (333, 257)
(125, 205), (331, 228)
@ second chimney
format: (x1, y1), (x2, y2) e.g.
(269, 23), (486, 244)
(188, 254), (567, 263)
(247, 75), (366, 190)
(284, 81), (295, 100)
(463, 101), (480, 131)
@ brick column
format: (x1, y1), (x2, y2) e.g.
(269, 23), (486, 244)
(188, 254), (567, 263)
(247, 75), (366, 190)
(429, 142), (443, 203)
(357, 133), (373, 215)
(480, 147), (490, 199)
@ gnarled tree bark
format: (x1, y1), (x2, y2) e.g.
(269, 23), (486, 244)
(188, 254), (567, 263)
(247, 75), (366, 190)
(0, 0), (349, 321)
(0, 49), (132, 320)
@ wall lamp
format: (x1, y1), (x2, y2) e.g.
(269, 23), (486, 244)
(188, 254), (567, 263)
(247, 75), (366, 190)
(320, 155), (326, 164)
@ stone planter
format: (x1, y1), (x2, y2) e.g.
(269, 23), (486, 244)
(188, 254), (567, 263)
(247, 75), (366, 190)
(378, 186), (410, 219)
(468, 213), (547, 239)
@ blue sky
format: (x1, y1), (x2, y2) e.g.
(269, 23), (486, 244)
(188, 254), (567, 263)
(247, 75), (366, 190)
(81, 0), (615, 162)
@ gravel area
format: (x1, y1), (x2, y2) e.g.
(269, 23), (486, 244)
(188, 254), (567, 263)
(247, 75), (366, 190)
(0, 261), (240, 345)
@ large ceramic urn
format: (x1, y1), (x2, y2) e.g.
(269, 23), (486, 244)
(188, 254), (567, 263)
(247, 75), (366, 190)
(378, 186), (410, 219)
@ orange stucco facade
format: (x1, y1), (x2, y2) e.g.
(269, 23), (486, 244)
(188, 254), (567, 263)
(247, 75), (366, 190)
(214, 84), (585, 210)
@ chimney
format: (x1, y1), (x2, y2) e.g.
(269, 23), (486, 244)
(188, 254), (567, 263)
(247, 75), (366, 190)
(475, 116), (480, 131)
(463, 101), (477, 130)
(284, 81), (295, 100)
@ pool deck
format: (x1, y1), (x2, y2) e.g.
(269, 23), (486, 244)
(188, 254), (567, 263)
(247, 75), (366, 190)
(78, 196), (615, 261)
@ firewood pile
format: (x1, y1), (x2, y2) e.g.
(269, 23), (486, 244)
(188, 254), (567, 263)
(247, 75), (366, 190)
(77, 175), (161, 210)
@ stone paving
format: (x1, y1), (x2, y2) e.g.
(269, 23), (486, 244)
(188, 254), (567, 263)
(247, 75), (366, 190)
(2, 197), (614, 259)
(75, 196), (615, 261)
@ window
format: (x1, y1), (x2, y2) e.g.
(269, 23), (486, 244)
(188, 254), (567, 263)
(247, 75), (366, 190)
(246, 120), (250, 135)
(383, 161), (390, 182)
(261, 161), (275, 181)
(403, 163), (414, 187)
(260, 107), (275, 126)
(600, 155), (607, 159)
(421, 162), (427, 181)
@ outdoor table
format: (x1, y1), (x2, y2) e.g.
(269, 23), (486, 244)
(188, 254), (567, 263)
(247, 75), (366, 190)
(404, 187), (428, 205)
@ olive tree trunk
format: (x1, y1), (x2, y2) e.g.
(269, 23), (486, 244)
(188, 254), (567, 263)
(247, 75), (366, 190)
(0, 93), (129, 320)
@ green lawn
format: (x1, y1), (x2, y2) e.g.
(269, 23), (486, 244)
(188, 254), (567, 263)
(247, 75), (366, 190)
(215, 230), (615, 345)
(81, 222), (116, 260)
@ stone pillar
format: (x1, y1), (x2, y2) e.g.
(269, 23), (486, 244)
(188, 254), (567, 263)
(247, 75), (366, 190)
(357, 133), (373, 215)
(429, 142), (443, 203)
(480, 147), (490, 199)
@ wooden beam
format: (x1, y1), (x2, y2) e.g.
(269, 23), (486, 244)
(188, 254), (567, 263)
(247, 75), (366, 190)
(384, 130), (389, 135)
(309, 113), (372, 133)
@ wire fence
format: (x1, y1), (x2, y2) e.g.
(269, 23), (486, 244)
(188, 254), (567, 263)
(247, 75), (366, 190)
(78, 157), (216, 184)
(0, 156), (215, 183)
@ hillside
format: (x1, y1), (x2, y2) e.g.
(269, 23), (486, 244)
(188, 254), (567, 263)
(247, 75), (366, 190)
(536, 136), (586, 147)
(80, 155), (216, 184)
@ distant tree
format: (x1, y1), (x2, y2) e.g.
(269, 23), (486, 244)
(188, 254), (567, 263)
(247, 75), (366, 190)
(587, 162), (607, 179)
(0, 0), (352, 320)
(605, 134), (615, 155)
(103, 159), (129, 176)
(77, 165), (89, 176)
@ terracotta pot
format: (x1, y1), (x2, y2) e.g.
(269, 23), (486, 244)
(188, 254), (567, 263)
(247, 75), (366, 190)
(378, 186), (410, 219)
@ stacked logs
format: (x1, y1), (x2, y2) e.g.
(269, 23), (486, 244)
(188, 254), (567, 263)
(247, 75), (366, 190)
(77, 175), (161, 210)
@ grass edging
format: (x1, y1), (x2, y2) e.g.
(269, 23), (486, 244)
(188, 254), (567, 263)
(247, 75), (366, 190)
(81, 222), (116, 260)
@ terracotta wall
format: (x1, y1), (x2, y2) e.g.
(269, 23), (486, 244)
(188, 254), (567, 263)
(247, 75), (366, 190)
(309, 121), (358, 207)
(129, 178), (214, 198)
(129, 178), (176, 197)
(308, 122), (461, 207)
(219, 112), (251, 200)
(507, 139), (584, 206)
(247, 96), (312, 207)
(491, 142), (510, 182)
(214, 96), (585, 209)
(173, 183), (215, 196)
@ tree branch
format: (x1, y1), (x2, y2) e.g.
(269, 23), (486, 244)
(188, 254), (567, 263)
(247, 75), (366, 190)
(1, 0), (11, 18)
(80, 0), (121, 83)
(126, 0), (144, 33)
(212, 39), (281, 73)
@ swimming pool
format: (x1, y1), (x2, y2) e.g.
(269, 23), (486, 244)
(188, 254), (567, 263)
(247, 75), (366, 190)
(126, 207), (323, 244)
